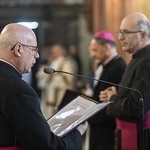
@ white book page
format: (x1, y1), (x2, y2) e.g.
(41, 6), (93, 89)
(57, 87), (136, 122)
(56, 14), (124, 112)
(47, 96), (97, 136)
(57, 101), (112, 137)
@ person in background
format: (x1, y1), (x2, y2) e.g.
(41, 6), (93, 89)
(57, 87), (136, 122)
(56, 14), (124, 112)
(99, 12), (150, 150)
(85, 30), (126, 150)
(68, 44), (81, 74)
(36, 46), (55, 116)
(37, 44), (78, 119)
(0, 23), (88, 150)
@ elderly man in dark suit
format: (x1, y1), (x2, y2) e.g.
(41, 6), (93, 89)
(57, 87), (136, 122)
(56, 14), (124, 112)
(100, 13), (150, 150)
(0, 23), (87, 150)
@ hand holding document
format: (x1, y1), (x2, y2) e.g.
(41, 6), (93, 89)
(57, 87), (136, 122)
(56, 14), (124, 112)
(47, 95), (112, 137)
(76, 121), (88, 135)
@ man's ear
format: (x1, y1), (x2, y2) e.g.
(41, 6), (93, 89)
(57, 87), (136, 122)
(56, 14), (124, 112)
(104, 43), (110, 50)
(140, 31), (147, 41)
(104, 43), (111, 55)
(14, 44), (22, 57)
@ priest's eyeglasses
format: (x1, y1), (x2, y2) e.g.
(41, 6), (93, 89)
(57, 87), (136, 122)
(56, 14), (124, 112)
(11, 43), (39, 55)
(117, 30), (143, 38)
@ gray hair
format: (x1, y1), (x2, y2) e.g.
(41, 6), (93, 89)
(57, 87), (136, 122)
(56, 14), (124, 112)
(137, 17), (150, 39)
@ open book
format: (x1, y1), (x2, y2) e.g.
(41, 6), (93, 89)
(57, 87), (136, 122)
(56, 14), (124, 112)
(47, 95), (112, 137)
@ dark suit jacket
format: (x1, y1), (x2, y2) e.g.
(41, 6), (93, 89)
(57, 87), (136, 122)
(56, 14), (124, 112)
(0, 61), (82, 150)
(89, 56), (126, 142)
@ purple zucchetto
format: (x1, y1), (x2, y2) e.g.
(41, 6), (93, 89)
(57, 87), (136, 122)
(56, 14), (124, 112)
(94, 30), (115, 43)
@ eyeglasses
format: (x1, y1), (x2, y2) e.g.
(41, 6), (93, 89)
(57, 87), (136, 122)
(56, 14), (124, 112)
(11, 43), (39, 55)
(117, 30), (143, 38)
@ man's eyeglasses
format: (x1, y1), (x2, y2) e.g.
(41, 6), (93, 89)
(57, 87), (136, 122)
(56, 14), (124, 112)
(11, 43), (39, 55)
(117, 30), (143, 38)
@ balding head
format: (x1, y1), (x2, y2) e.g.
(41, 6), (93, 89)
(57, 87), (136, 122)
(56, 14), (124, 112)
(118, 12), (150, 54)
(0, 23), (38, 74)
(0, 23), (37, 50)
(121, 12), (150, 39)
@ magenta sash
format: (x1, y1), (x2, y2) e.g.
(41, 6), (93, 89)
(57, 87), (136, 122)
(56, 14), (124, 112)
(116, 111), (150, 150)
(0, 148), (21, 150)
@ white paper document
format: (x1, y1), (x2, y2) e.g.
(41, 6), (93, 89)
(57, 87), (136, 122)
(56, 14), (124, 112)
(47, 95), (112, 137)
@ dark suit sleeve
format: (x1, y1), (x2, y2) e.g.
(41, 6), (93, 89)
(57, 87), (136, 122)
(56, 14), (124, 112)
(7, 84), (82, 150)
(107, 59), (150, 120)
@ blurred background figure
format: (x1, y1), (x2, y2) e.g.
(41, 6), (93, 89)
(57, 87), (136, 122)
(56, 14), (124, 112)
(82, 30), (126, 150)
(37, 43), (78, 119)
(67, 44), (85, 91)
(36, 46), (53, 113)
(68, 44), (81, 74)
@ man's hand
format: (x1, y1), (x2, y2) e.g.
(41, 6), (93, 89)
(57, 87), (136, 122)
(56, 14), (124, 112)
(76, 121), (88, 135)
(99, 86), (117, 102)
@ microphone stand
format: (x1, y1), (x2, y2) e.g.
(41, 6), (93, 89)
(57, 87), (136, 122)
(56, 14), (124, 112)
(44, 68), (145, 150)
(139, 98), (144, 150)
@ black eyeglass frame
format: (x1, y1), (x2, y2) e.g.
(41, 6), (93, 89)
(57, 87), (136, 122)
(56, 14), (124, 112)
(117, 30), (143, 37)
(11, 43), (39, 54)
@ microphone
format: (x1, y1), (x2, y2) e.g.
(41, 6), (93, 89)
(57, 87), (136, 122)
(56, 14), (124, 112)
(43, 67), (144, 150)
(43, 67), (142, 98)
